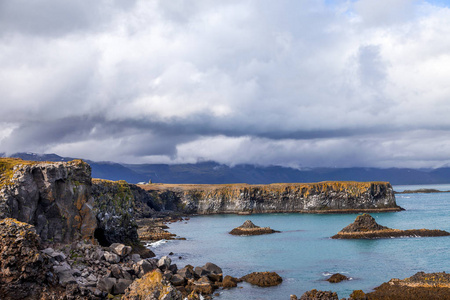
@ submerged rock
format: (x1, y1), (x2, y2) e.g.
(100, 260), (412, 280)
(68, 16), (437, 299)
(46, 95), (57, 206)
(229, 220), (278, 236)
(332, 214), (450, 239)
(326, 273), (349, 283)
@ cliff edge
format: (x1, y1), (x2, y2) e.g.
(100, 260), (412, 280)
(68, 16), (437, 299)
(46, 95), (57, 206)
(138, 181), (401, 215)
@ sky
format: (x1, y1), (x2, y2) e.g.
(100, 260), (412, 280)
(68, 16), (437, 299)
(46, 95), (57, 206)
(1, 0), (450, 169)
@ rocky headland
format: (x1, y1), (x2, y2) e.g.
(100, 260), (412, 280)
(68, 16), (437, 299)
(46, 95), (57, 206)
(2, 157), (445, 299)
(229, 220), (279, 236)
(331, 214), (450, 239)
(137, 181), (401, 214)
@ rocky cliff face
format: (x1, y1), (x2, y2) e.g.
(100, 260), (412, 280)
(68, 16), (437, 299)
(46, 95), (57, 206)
(0, 158), (96, 243)
(91, 179), (139, 246)
(139, 181), (400, 214)
(0, 158), (139, 246)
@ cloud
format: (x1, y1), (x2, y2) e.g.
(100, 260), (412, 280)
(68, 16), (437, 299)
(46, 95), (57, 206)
(1, 0), (450, 168)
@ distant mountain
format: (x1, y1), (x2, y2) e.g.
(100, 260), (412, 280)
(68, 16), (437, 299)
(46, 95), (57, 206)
(9, 153), (148, 183)
(5, 152), (450, 185)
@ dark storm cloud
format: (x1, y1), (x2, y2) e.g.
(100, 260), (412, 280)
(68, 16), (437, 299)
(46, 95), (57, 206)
(1, 0), (450, 168)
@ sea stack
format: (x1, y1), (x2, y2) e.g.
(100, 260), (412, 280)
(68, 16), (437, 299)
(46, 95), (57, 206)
(332, 214), (450, 239)
(229, 220), (278, 236)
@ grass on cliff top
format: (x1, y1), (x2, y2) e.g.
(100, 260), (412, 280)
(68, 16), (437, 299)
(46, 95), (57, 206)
(138, 181), (390, 192)
(0, 157), (87, 187)
(0, 158), (35, 187)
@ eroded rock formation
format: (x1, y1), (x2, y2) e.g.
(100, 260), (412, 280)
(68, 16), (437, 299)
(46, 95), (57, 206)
(332, 214), (450, 239)
(138, 181), (401, 215)
(229, 220), (278, 236)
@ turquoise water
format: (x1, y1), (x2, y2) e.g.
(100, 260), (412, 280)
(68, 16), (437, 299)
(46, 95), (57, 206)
(150, 187), (450, 299)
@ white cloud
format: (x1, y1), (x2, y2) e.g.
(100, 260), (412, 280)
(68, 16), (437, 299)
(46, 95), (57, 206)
(1, 0), (450, 168)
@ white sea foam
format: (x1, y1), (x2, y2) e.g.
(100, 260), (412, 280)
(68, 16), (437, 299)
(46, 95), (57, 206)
(146, 239), (168, 248)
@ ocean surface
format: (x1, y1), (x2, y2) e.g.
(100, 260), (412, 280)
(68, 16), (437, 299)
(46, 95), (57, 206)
(149, 184), (450, 299)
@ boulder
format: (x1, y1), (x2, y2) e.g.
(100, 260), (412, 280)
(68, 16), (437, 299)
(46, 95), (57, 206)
(348, 290), (368, 300)
(110, 243), (132, 257)
(170, 274), (186, 286)
(229, 220), (278, 236)
(58, 269), (77, 287)
(240, 271), (282, 287)
(326, 273), (349, 283)
(111, 264), (123, 279)
(113, 278), (133, 294)
(194, 266), (210, 278)
(222, 275), (238, 288)
(104, 252), (121, 264)
(203, 262), (222, 274)
(134, 259), (156, 278)
(97, 276), (117, 294)
(299, 289), (339, 300)
(157, 256), (171, 270)
(177, 266), (194, 280)
(122, 269), (182, 300)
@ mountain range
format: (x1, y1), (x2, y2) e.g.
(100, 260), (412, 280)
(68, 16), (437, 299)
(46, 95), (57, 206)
(2, 152), (450, 186)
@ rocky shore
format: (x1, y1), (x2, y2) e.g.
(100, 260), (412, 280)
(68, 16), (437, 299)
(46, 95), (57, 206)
(293, 271), (450, 300)
(331, 213), (450, 239)
(1, 158), (448, 299)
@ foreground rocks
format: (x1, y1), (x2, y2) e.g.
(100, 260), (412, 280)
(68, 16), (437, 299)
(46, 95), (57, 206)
(292, 272), (450, 300)
(332, 214), (450, 239)
(229, 220), (279, 236)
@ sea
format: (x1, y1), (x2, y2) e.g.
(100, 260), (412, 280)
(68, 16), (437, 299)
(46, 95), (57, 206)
(149, 184), (450, 299)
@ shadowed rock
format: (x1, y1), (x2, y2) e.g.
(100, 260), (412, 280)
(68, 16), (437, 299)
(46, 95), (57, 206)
(332, 214), (450, 239)
(229, 220), (279, 236)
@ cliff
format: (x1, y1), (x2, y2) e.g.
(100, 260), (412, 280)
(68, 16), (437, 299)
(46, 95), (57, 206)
(138, 181), (401, 214)
(0, 158), (139, 245)
(0, 158), (96, 243)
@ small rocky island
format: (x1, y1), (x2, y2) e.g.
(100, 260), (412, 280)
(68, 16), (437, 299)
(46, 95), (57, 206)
(229, 220), (279, 236)
(332, 214), (450, 239)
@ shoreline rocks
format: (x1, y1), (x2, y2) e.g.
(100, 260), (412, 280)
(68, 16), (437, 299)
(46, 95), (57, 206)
(229, 220), (279, 236)
(331, 214), (450, 239)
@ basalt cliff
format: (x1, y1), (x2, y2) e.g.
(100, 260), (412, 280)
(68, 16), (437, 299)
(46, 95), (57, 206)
(137, 181), (401, 215)
(0, 158), (139, 246)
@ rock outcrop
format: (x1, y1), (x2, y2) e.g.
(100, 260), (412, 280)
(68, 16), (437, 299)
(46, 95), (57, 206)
(240, 271), (282, 287)
(365, 271), (450, 299)
(0, 158), (96, 243)
(326, 273), (349, 283)
(332, 214), (450, 239)
(92, 179), (139, 246)
(0, 218), (54, 299)
(229, 220), (278, 236)
(138, 181), (401, 215)
(0, 158), (141, 246)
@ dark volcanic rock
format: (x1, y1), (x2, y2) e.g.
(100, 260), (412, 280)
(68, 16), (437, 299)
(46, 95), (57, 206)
(366, 271), (450, 300)
(332, 214), (450, 239)
(326, 273), (349, 283)
(240, 271), (282, 287)
(340, 214), (389, 232)
(0, 218), (51, 299)
(229, 220), (278, 236)
(299, 289), (339, 300)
